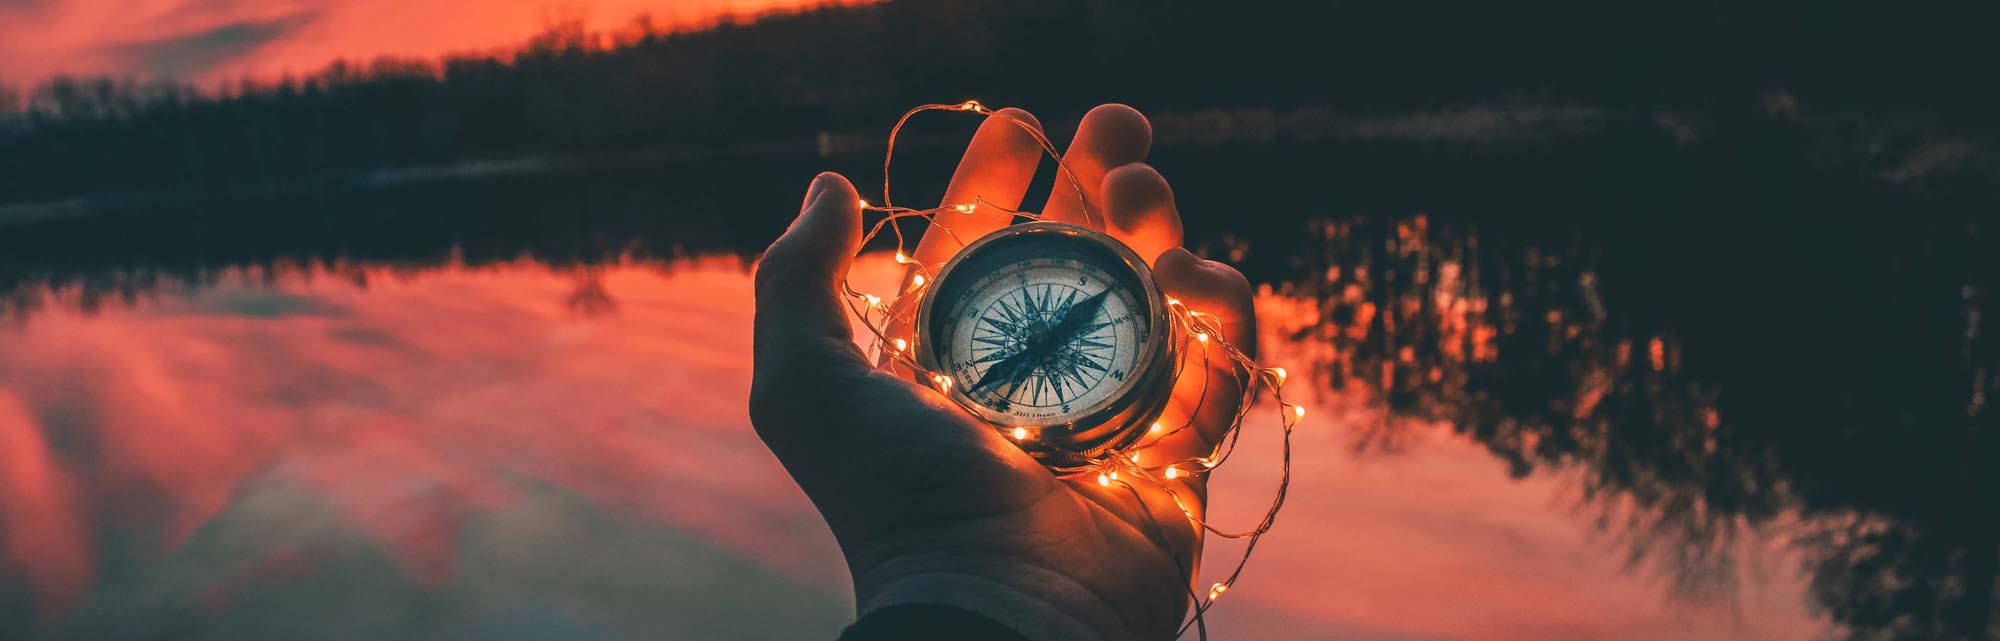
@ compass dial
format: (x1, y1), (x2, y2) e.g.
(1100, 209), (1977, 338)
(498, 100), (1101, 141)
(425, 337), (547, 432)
(921, 223), (1163, 429)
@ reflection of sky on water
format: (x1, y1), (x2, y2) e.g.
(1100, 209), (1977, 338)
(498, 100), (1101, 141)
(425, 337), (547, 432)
(0, 254), (1825, 640)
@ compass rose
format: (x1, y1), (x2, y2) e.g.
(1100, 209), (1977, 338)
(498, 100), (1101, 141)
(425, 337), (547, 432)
(967, 283), (1116, 409)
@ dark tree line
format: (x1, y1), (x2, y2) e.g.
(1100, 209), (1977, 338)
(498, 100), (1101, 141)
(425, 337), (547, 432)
(2, 0), (1995, 206)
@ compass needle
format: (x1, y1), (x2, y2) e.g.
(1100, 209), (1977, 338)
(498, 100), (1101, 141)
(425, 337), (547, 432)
(916, 222), (1174, 468)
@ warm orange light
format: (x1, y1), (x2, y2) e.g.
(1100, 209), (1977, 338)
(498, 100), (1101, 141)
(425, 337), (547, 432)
(1164, 466), (1180, 479)
(890, 338), (907, 352)
(1011, 426), (1029, 440)
(1097, 473), (1110, 486)
(931, 374), (952, 392)
(1266, 367), (1288, 386)
(1149, 421), (1163, 434)
(911, 274), (926, 287)
(894, 251), (912, 264)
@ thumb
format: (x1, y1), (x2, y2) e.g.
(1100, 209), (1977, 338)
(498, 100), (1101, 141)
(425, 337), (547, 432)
(753, 172), (867, 381)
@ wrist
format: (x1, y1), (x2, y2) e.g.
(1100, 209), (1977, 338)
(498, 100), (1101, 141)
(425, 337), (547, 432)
(854, 558), (1141, 641)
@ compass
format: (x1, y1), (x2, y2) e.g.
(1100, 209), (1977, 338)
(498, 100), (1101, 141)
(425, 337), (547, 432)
(916, 221), (1177, 467)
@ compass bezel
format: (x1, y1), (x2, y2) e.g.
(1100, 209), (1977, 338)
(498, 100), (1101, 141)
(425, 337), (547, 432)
(915, 221), (1173, 458)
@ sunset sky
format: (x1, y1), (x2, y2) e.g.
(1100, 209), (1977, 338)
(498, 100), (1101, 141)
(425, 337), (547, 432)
(0, 0), (826, 89)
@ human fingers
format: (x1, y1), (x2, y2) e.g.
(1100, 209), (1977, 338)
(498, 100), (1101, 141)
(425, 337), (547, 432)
(1101, 162), (1184, 267)
(1146, 248), (1258, 463)
(907, 107), (1045, 269)
(1039, 104), (1151, 230)
(750, 172), (870, 441)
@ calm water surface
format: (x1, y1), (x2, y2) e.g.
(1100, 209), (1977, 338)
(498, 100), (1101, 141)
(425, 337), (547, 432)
(0, 254), (1822, 641)
(0, 146), (1993, 640)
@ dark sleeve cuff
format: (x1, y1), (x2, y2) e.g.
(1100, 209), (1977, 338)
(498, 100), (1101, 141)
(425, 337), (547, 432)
(836, 604), (1034, 641)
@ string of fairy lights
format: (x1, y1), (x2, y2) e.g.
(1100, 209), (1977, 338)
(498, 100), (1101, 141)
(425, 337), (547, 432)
(836, 100), (1304, 639)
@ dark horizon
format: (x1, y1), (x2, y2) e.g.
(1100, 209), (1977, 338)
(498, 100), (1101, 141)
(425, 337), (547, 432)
(4, 0), (1999, 211)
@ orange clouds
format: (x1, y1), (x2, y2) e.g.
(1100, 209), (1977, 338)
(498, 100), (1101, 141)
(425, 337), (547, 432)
(0, 0), (835, 88)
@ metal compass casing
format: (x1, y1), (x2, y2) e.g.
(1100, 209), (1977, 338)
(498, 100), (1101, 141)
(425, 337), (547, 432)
(915, 221), (1177, 470)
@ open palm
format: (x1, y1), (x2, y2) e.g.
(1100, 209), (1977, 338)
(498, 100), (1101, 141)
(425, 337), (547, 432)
(751, 104), (1256, 641)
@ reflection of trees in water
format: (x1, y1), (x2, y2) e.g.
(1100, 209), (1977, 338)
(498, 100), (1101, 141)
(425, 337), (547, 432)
(4, 260), (637, 325)
(0, 166), (779, 326)
(564, 268), (620, 318)
(1797, 514), (1997, 641)
(1266, 215), (1995, 641)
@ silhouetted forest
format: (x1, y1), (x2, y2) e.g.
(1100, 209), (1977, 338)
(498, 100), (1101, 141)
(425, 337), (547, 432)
(2, 0), (1997, 207)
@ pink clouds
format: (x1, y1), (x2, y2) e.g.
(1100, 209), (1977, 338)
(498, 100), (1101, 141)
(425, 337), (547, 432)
(0, 0), (833, 89)
(0, 257), (848, 626)
(0, 390), (91, 625)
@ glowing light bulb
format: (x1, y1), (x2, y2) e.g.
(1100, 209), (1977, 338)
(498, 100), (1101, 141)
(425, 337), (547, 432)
(1129, 452), (1142, 464)
(890, 338), (908, 352)
(1293, 405), (1307, 420)
(1195, 333), (1209, 344)
(953, 203), (977, 214)
(863, 294), (882, 307)
(1209, 583), (1229, 599)
(1267, 367), (1288, 386)
(1108, 470), (1119, 481)
(1165, 296), (1181, 306)
(1164, 466), (1180, 479)
(894, 251), (912, 264)
(1149, 421), (1163, 434)
(911, 274), (927, 287)
(1011, 426), (1029, 441)
(958, 100), (985, 112)
(1097, 473), (1110, 486)
(858, 198), (872, 210)
(932, 374), (953, 392)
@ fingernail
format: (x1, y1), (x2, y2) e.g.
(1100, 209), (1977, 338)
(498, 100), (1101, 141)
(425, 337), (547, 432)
(789, 173), (841, 236)
(796, 175), (820, 212)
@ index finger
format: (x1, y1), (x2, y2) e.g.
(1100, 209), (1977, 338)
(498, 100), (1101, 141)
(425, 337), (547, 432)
(907, 107), (1045, 269)
(882, 108), (1045, 368)
(1039, 104), (1152, 230)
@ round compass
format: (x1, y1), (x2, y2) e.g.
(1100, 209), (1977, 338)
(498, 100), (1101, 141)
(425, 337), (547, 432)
(917, 221), (1176, 466)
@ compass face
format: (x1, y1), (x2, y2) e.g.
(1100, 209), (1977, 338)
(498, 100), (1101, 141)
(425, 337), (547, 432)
(922, 223), (1160, 427)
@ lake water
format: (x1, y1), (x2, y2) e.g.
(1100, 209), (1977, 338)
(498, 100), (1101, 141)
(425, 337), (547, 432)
(0, 137), (1992, 640)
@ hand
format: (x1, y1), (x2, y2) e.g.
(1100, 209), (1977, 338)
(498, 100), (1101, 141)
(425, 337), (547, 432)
(751, 104), (1256, 641)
